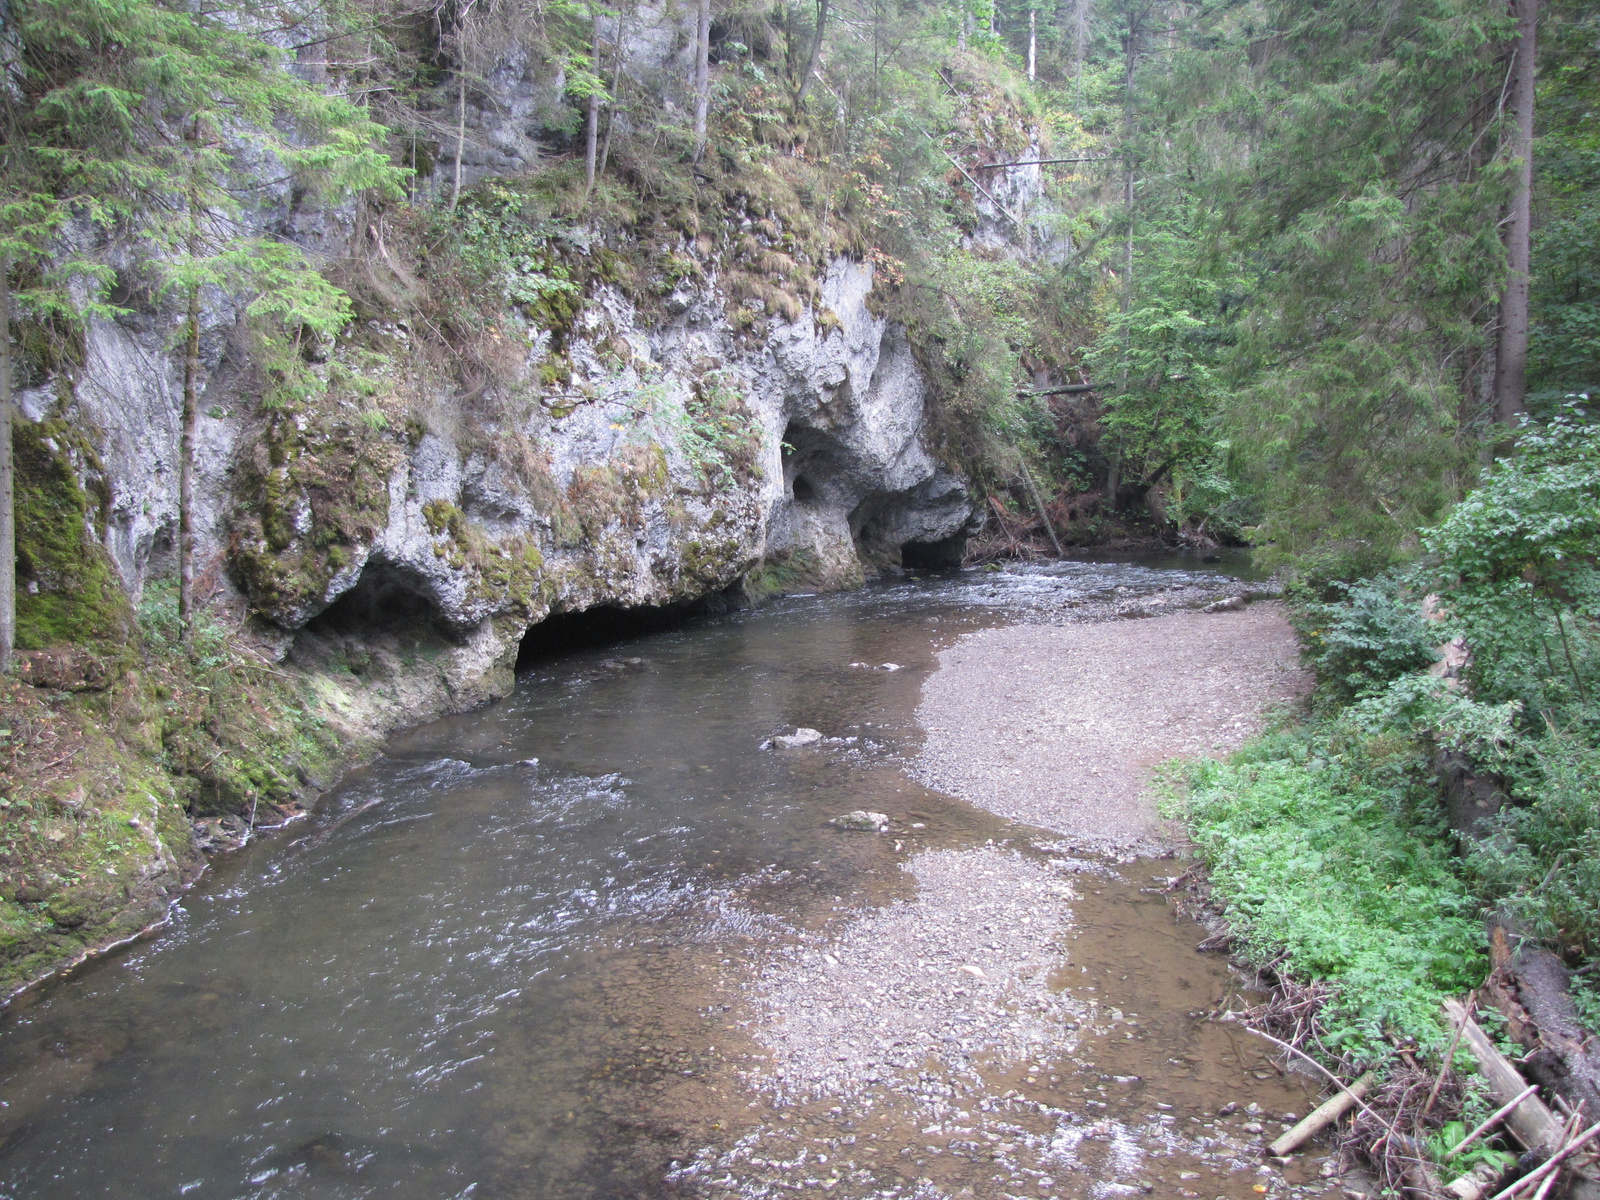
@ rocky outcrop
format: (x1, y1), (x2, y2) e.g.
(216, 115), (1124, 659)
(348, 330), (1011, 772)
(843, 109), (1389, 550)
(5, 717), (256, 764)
(22, 247), (975, 732)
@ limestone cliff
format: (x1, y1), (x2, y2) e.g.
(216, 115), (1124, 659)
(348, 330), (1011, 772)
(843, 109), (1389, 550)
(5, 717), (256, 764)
(0, 0), (1085, 998)
(21, 250), (975, 729)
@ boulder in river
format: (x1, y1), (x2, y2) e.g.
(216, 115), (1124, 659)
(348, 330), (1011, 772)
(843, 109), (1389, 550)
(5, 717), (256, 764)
(830, 810), (890, 832)
(770, 728), (825, 748)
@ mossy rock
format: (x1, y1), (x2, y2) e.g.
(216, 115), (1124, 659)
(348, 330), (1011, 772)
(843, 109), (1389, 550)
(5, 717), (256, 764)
(12, 420), (133, 650)
(231, 412), (401, 624)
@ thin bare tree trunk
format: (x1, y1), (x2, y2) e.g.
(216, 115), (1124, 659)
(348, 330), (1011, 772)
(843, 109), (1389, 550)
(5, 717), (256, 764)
(583, 5), (603, 199)
(1028, 9), (1036, 80)
(450, 70), (467, 210)
(0, 254), (15, 674)
(598, 3), (628, 179)
(692, 0), (711, 162)
(1070, 0), (1091, 107)
(1108, 10), (1138, 512)
(1020, 459), (1063, 557)
(178, 283), (200, 640)
(796, 0), (828, 108)
(1493, 0), (1537, 428)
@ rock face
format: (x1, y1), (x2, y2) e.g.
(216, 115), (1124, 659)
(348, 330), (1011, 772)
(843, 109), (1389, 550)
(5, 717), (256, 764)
(22, 254), (974, 729)
(9, 3), (988, 736)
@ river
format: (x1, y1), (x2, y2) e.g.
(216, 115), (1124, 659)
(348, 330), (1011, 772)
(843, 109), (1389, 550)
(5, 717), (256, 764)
(0, 556), (1330, 1200)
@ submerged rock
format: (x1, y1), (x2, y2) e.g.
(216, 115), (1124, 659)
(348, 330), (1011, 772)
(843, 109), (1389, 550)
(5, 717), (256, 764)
(829, 810), (890, 832)
(771, 728), (825, 749)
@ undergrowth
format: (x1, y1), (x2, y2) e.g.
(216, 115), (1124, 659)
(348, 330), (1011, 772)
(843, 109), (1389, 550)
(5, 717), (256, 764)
(1185, 410), (1600, 1053)
(1182, 718), (1485, 1063)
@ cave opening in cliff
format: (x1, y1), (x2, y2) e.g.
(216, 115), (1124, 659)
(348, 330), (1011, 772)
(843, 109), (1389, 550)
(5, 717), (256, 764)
(304, 558), (450, 640)
(781, 421), (849, 508)
(900, 533), (967, 570)
(290, 557), (455, 677)
(515, 593), (738, 671)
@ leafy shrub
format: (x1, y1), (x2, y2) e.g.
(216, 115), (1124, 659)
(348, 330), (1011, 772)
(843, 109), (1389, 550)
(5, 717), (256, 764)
(1292, 575), (1438, 706)
(1468, 730), (1600, 958)
(1423, 408), (1600, 726)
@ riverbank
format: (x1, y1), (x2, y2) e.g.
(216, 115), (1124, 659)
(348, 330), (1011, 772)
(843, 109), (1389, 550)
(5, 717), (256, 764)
(916, 603), (1308, 849)
(666, 594), (1347, 1200)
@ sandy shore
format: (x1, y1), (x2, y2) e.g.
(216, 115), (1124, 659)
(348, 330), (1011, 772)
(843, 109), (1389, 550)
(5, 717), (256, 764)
(916, 602), (1309, 849)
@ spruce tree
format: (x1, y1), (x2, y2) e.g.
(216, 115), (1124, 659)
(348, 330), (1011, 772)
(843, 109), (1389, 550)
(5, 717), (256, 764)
(2, 0), (402, 638)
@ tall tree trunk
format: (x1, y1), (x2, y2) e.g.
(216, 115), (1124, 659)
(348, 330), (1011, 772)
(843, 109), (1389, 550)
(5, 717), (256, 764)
(1028, 9), (1037, 80)
(178, 284), (200, 641)
(1070, 0), (1091, 106)
(692, 0), (711, 162)
(1493, 0), (1537, 428)
(0, 254), (14, 674)
(450, 70), (467, 210)
(1109, 11), (1139, 512)
(583, 5), (603, 199)
(599, 3), (628, 179)
(958, 4), (968, 51)
(796, 0), (828, 108)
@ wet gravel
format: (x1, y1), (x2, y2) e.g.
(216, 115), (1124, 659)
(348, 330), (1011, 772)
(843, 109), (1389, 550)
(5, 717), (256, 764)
(750, 848), (1093, 1105)
(915, 604), (1309, 847)
(667, 594), (1343, 1200)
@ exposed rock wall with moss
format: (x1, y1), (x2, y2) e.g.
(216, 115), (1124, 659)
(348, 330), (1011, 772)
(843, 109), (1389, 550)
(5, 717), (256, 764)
(3, 135), (983, 1006)
(0, 1), (1101, 1000)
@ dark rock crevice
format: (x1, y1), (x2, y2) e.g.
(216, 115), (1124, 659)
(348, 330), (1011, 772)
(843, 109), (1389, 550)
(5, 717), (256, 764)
(514, 590), (742, 671)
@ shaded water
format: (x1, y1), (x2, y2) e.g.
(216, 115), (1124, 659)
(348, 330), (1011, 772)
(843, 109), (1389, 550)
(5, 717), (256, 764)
(0, 555), (1322, 1200)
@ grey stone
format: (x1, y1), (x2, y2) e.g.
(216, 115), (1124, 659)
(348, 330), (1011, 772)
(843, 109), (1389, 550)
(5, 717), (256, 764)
(829, 810), (890, 832)
(773, 728), (825, 749)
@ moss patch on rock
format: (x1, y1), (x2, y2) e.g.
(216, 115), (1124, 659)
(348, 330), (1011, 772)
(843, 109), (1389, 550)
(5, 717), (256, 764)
(231, 406), (404, 626)
(12, 419), (134, 650)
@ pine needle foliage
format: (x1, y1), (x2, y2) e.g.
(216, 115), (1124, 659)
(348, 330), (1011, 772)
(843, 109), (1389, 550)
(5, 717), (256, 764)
(1119, 0), (1517, 562)
(3, 0), (402, 345)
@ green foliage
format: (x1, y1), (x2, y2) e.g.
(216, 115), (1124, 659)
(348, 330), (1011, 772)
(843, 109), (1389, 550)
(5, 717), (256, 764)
(1423, 408), (1600, 723)
(897, 246), (1064, 469)
(1228, 409), (1600, 1061)
(1078, 0), (1518, 558)
(1086, 213), (1236, 518)
(1184, 721), (1487, 1061)
(1529, 1), (1600, 406)
(449, 183), (584, 310)
(1428, 1120), (1517, 1177)
(1292, 575), (1439, 706)
(3, 0), (403, 399)
(1468, 726), (1600, 957)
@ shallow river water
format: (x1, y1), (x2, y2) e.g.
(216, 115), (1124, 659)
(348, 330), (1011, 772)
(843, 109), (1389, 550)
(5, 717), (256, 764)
(0, 556), (1337, 1200)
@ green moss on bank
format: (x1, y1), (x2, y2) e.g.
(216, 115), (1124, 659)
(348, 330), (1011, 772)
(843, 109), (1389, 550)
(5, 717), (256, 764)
(0, 591), (377, 1000)
(12, 419), (134, 650)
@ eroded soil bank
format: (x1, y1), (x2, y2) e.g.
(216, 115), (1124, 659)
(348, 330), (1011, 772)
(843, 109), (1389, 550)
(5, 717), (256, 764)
(0, 560), (1334, 1200)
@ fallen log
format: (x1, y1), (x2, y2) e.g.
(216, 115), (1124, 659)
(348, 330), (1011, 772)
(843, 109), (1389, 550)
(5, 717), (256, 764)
(1269, 1071), (1376, 1156)
(1442, 1000), (1564, 1153)
(1442, 1000), (1600, 1200)
(1448, 1160), (1507, 1200)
